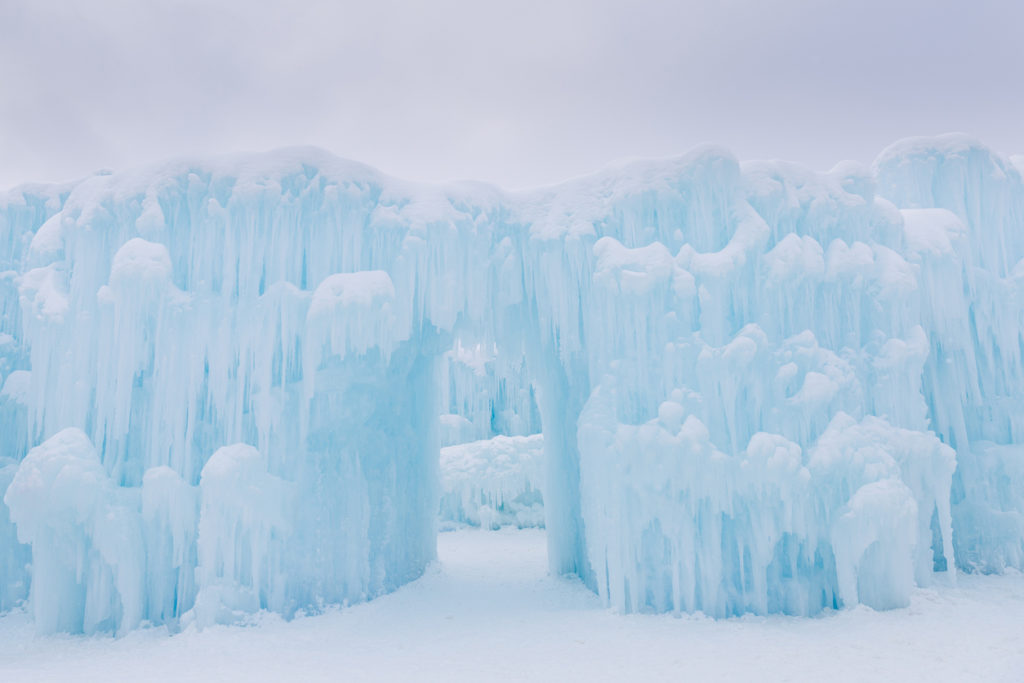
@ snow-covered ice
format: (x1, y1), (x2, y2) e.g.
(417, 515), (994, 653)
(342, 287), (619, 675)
(2, 134), (1024, 633)
(439, 434), (544, 529)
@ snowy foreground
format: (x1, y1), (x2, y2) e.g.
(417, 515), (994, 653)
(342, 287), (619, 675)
(1, 528), (1021, 683)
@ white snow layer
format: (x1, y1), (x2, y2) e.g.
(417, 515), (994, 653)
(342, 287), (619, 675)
(1, 134), (1024, 632)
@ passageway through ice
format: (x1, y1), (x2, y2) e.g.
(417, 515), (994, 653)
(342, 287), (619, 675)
(1, 527), (1023, 683)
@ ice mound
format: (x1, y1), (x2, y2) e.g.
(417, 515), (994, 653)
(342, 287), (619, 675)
(3, 429), (144, 635)
(191, 444), (291, 628)
(440, 434), (544, 529)
(1, 135), (1023, 632)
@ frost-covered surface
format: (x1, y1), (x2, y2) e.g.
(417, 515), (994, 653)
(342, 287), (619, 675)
(2, 134), (1024, 631)
(438, 341), (540, 446)
(4, 429), (144, 635)
(439, 434), (544, 529)
(1, 529), (1022, 683)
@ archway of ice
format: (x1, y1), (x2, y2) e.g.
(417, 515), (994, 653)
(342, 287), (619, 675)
(1, 135), (1023, 633)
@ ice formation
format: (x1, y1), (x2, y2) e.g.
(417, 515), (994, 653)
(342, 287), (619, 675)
(439, 434), (544, 529)
(2, 134), (1023, 632)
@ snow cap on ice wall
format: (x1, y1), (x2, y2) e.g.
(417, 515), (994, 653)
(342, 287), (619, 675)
(1, 134), (1024, 632)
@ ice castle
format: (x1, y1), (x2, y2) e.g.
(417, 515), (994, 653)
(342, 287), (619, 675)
(2, 134), (1023, 634)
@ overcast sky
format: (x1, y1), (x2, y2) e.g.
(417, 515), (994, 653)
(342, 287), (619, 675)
(1, 0), (1021, 190)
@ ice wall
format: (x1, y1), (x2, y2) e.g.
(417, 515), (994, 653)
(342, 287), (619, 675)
(438, 341), (540, 446)
(439, 434), (544, 529)
(1, 134), (1023, 631)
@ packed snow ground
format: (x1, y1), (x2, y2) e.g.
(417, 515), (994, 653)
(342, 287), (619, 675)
(1, 528), (1021, 683)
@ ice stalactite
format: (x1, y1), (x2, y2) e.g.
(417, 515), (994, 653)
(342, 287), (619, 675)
(439, 434), (544, 529)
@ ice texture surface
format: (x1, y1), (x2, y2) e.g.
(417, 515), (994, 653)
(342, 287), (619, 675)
(440, 434), (544, 529)
(1, 134), (1023, 631)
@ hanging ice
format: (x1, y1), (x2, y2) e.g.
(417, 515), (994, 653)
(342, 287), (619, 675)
(4, 428), (144, 635)
(1, 135), (1023, 633)
(439, 434), (545, 529)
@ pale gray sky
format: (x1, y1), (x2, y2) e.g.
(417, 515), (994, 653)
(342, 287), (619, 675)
(1, 0), (1021, 190)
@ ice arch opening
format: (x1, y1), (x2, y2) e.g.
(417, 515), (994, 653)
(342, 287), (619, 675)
(1, 135), (1023, 634)
(434, 331), (590, 581)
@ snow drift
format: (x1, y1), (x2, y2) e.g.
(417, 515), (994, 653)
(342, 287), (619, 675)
(1, 134), (1023, 632)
